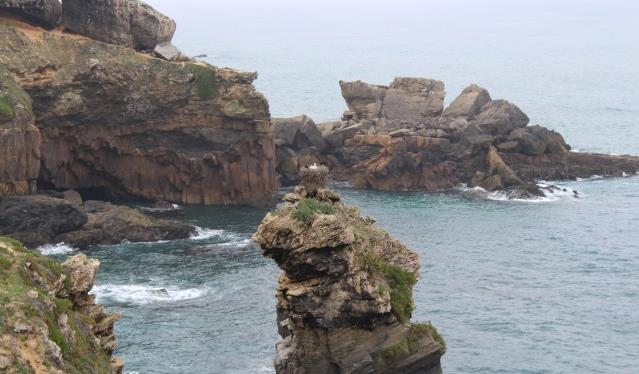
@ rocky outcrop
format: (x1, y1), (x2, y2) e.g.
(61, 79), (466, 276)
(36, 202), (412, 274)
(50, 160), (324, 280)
(254, 171), (445, 373)
(62, 0), (175, 50)
(0, 0), (61, 28)
(0, 193), (194, 248)
(0, 17), (276, 205)
(0, 237), (122, 373)
(272, 115), (325, 185)
(309, 79), (639, 194)
(0, 67), (40, 196)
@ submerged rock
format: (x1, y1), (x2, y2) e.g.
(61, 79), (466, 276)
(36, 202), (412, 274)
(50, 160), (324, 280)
(0, 237), (122, 373)
(254, 173), (445, 373)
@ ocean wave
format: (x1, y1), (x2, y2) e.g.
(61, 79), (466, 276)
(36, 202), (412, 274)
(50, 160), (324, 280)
(37, 243), (76, 255)
(575, 175), (603, 182)
(92, 284), (208, 305)
(457, 183), (579, 203)
(190, 226), (226, 240)
(138, 203), (182, 212)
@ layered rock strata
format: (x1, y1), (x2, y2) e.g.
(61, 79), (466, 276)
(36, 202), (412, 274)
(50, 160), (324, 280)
(254, 173), (445, 373)
(0, 14), (276, 205)
(273, 78), (639, 194)
(0, 237), (122, 373)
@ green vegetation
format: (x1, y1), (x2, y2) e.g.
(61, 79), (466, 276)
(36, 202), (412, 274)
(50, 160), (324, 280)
(382, 322), (446, 359)
(187, 64), (217, 100)
(291, 198), (336, 223)
(0, 95), (14, 119)
(360, 252), (417, 323)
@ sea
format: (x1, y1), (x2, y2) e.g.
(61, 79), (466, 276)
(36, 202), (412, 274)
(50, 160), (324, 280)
(45, 0), (639, 373)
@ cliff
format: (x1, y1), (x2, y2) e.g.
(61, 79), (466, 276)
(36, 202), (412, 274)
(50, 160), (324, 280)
(274, 79), (639, 195)
(0, 237), (121, 373)
(0, 9), (276, 205)
(254, 169), (445, 373)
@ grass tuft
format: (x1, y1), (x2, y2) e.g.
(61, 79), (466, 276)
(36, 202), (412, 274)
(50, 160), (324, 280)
(360, 252), (417, 323)
(0, 95), (14, 119)
(291, 198), (336, 223)
(382, 322), (446, 360)
(187, 64), (217, 100)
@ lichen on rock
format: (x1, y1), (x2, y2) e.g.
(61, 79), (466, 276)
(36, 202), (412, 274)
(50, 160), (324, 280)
(0, 237), (122, 373)
(254, 177), (445, 373)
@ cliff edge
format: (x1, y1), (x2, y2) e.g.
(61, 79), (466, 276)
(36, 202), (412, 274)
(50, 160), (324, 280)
(0, 237), (121, 373)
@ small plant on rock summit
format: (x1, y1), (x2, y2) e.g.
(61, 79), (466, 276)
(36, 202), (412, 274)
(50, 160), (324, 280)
(291, 198), (336, 223)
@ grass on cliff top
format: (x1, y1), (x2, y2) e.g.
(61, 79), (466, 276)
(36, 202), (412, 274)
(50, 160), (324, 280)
(382, 322), (446, 360)
(360, 252), (417, 324)
(290, 198), (336, 224)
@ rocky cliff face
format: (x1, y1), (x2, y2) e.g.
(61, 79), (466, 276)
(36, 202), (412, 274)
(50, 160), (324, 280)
(0, 237), (121, 373)
(0, 67), (40, 196)
(274, 78), (639, 195)
(0, 15), (276, 204)
(0, 0), (61, 28)
(254, 175), (445, 373)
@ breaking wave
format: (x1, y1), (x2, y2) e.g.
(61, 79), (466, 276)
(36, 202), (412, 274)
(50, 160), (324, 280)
(37, 243), (76, 255)
(92, 284), (209, 305)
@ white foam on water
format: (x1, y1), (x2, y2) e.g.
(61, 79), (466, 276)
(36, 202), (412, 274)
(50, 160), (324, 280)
(37, 243), (76, 255)
(190, 226), (226, 240)
(218, 238), (253, 247)
(457, 183), (579, 203)
(575, 175), (603, 182)
(92, 284), (208, 305)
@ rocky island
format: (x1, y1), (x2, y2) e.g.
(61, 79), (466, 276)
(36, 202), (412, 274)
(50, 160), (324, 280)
(274, 78), (639, 198)
(254, 167), (445, 373)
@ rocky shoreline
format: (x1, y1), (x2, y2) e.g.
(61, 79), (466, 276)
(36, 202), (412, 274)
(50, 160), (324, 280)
(0, 237), (121, 373)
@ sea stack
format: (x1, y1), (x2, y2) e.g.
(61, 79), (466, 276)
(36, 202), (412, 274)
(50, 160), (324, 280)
(253, 167), (446, 373)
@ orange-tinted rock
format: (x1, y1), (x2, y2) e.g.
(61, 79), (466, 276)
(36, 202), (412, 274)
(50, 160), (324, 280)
(0, 67), (41, 196)
(0, 21), (276, 205)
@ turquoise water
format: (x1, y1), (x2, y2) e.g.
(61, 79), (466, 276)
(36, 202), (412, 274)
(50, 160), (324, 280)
(55, 0), (639, 373)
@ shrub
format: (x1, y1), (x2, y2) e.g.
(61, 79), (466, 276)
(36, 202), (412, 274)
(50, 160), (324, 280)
(0, 95), (14, 119)
(361, 253), (417, 323)
(291, 198), (335, 223)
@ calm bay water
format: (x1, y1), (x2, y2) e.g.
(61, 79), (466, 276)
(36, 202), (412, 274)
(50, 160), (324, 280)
(54, 0), (639, 373)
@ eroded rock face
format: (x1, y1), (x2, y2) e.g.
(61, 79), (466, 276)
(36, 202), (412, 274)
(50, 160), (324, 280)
(0, 68), (41, 196)
(0, 238), (122, 373)
(254, 185), (445, 374)
(62, 0), (176, 50)
(0, 21), (276, 205)
(0, 0), (61, 28)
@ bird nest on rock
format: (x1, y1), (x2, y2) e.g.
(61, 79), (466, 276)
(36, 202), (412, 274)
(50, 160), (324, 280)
(299, 164), (329, 194)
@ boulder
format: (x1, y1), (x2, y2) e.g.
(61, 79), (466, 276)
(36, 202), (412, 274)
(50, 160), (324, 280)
(443, 84), (492, 118)
(153, 42), (190, 61)
(472, 99), (529, 135)
(382, 77), (446, 124)
(324, 123), (364, 148)
(62, 0), (176, 50)
(0, 195), (88, 246)
(526, 125), (570, 154)
(0, 0), (61, 28)
(272, 115), (326, 152)
(508, 128), (547, 155)
(61, 254), (100, 296)
(0, 68), (41, 196)
(339, 80), (386, 120)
